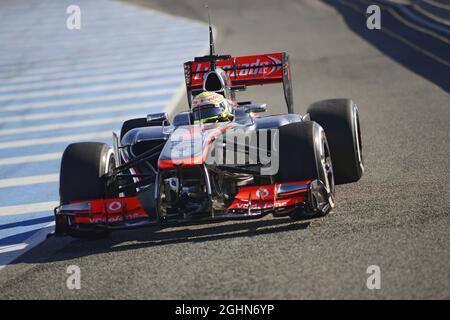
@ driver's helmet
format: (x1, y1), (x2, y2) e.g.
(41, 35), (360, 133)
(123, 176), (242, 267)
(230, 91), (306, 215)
(191, 91), (231, 123)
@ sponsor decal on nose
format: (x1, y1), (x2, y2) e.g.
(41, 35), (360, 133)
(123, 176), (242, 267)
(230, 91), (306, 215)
(107, 201), (122, 212)
(255, 188), (270, 199)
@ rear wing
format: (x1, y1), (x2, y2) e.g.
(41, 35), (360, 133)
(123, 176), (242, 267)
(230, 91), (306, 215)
(184, 52), (294, 114)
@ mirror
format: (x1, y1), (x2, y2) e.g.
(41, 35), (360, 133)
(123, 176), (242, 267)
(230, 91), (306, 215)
(147, 112), (169, 125)
(244, 103), (267, 113)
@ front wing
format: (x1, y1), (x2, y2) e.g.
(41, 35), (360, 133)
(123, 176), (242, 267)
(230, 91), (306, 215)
(54, 179), (330, 234)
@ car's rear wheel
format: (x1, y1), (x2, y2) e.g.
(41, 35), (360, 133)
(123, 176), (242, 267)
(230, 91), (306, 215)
(307, 99), (364, 184)
(59, 142), (116, 238)
(276, 121), (335, 217)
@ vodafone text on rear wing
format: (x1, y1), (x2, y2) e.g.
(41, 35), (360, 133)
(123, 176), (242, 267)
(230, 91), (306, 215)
(184, 52), (294, 114)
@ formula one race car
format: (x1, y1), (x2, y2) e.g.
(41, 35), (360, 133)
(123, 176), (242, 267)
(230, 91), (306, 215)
(54, 26), (364, 238)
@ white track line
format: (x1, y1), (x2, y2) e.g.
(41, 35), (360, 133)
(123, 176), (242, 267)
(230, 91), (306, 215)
(0, 201), (59, 217)
(0, 224), (54, 270)
(0, 100), (166, 124)
(0, 26), (197, 48)
(0, 45), (198, 82)
(0, 27), (197, 48)
(0, 32), (202, 56)
(0, 77), (180, 101)
(412, 2), (450, 27)
(0, 174), (59, 188)
(0, 131), (113, 149)
(0, 50), (190, 82)
(0, 95), (171, 122)
(341, 0), (450, 67)
(0, 67), (181, 93)
(386, 5), (450, 43)
(0, 54), (187, 84)
(0, 113), (146, 137)
(422, 0), (450, 10)
(0, 153), (62, 166)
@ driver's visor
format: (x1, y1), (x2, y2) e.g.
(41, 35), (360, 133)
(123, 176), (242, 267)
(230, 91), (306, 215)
(191, 104), (224, 122)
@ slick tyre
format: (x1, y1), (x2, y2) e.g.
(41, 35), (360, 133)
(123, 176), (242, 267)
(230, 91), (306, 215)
(59, 142), (116, 238)
(276, 121), (335, 216)
(307, 99), (364, 184)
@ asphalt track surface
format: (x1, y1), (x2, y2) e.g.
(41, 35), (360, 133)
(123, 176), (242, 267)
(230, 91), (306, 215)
(1, 0), (449, 299)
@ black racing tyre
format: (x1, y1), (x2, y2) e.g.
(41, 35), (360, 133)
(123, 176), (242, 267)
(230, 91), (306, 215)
(60, 142), (116, 203)
(276, 121), (318, 182)
(120, 117), (147, 140)
(307, 99), (364, 184)
(276, 121), (335, 216)
(59, 142), (116, 238)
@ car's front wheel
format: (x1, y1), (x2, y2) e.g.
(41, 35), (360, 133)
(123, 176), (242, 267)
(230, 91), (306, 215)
(276, 121), (335, 217)
(58, 142), (117, 238)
